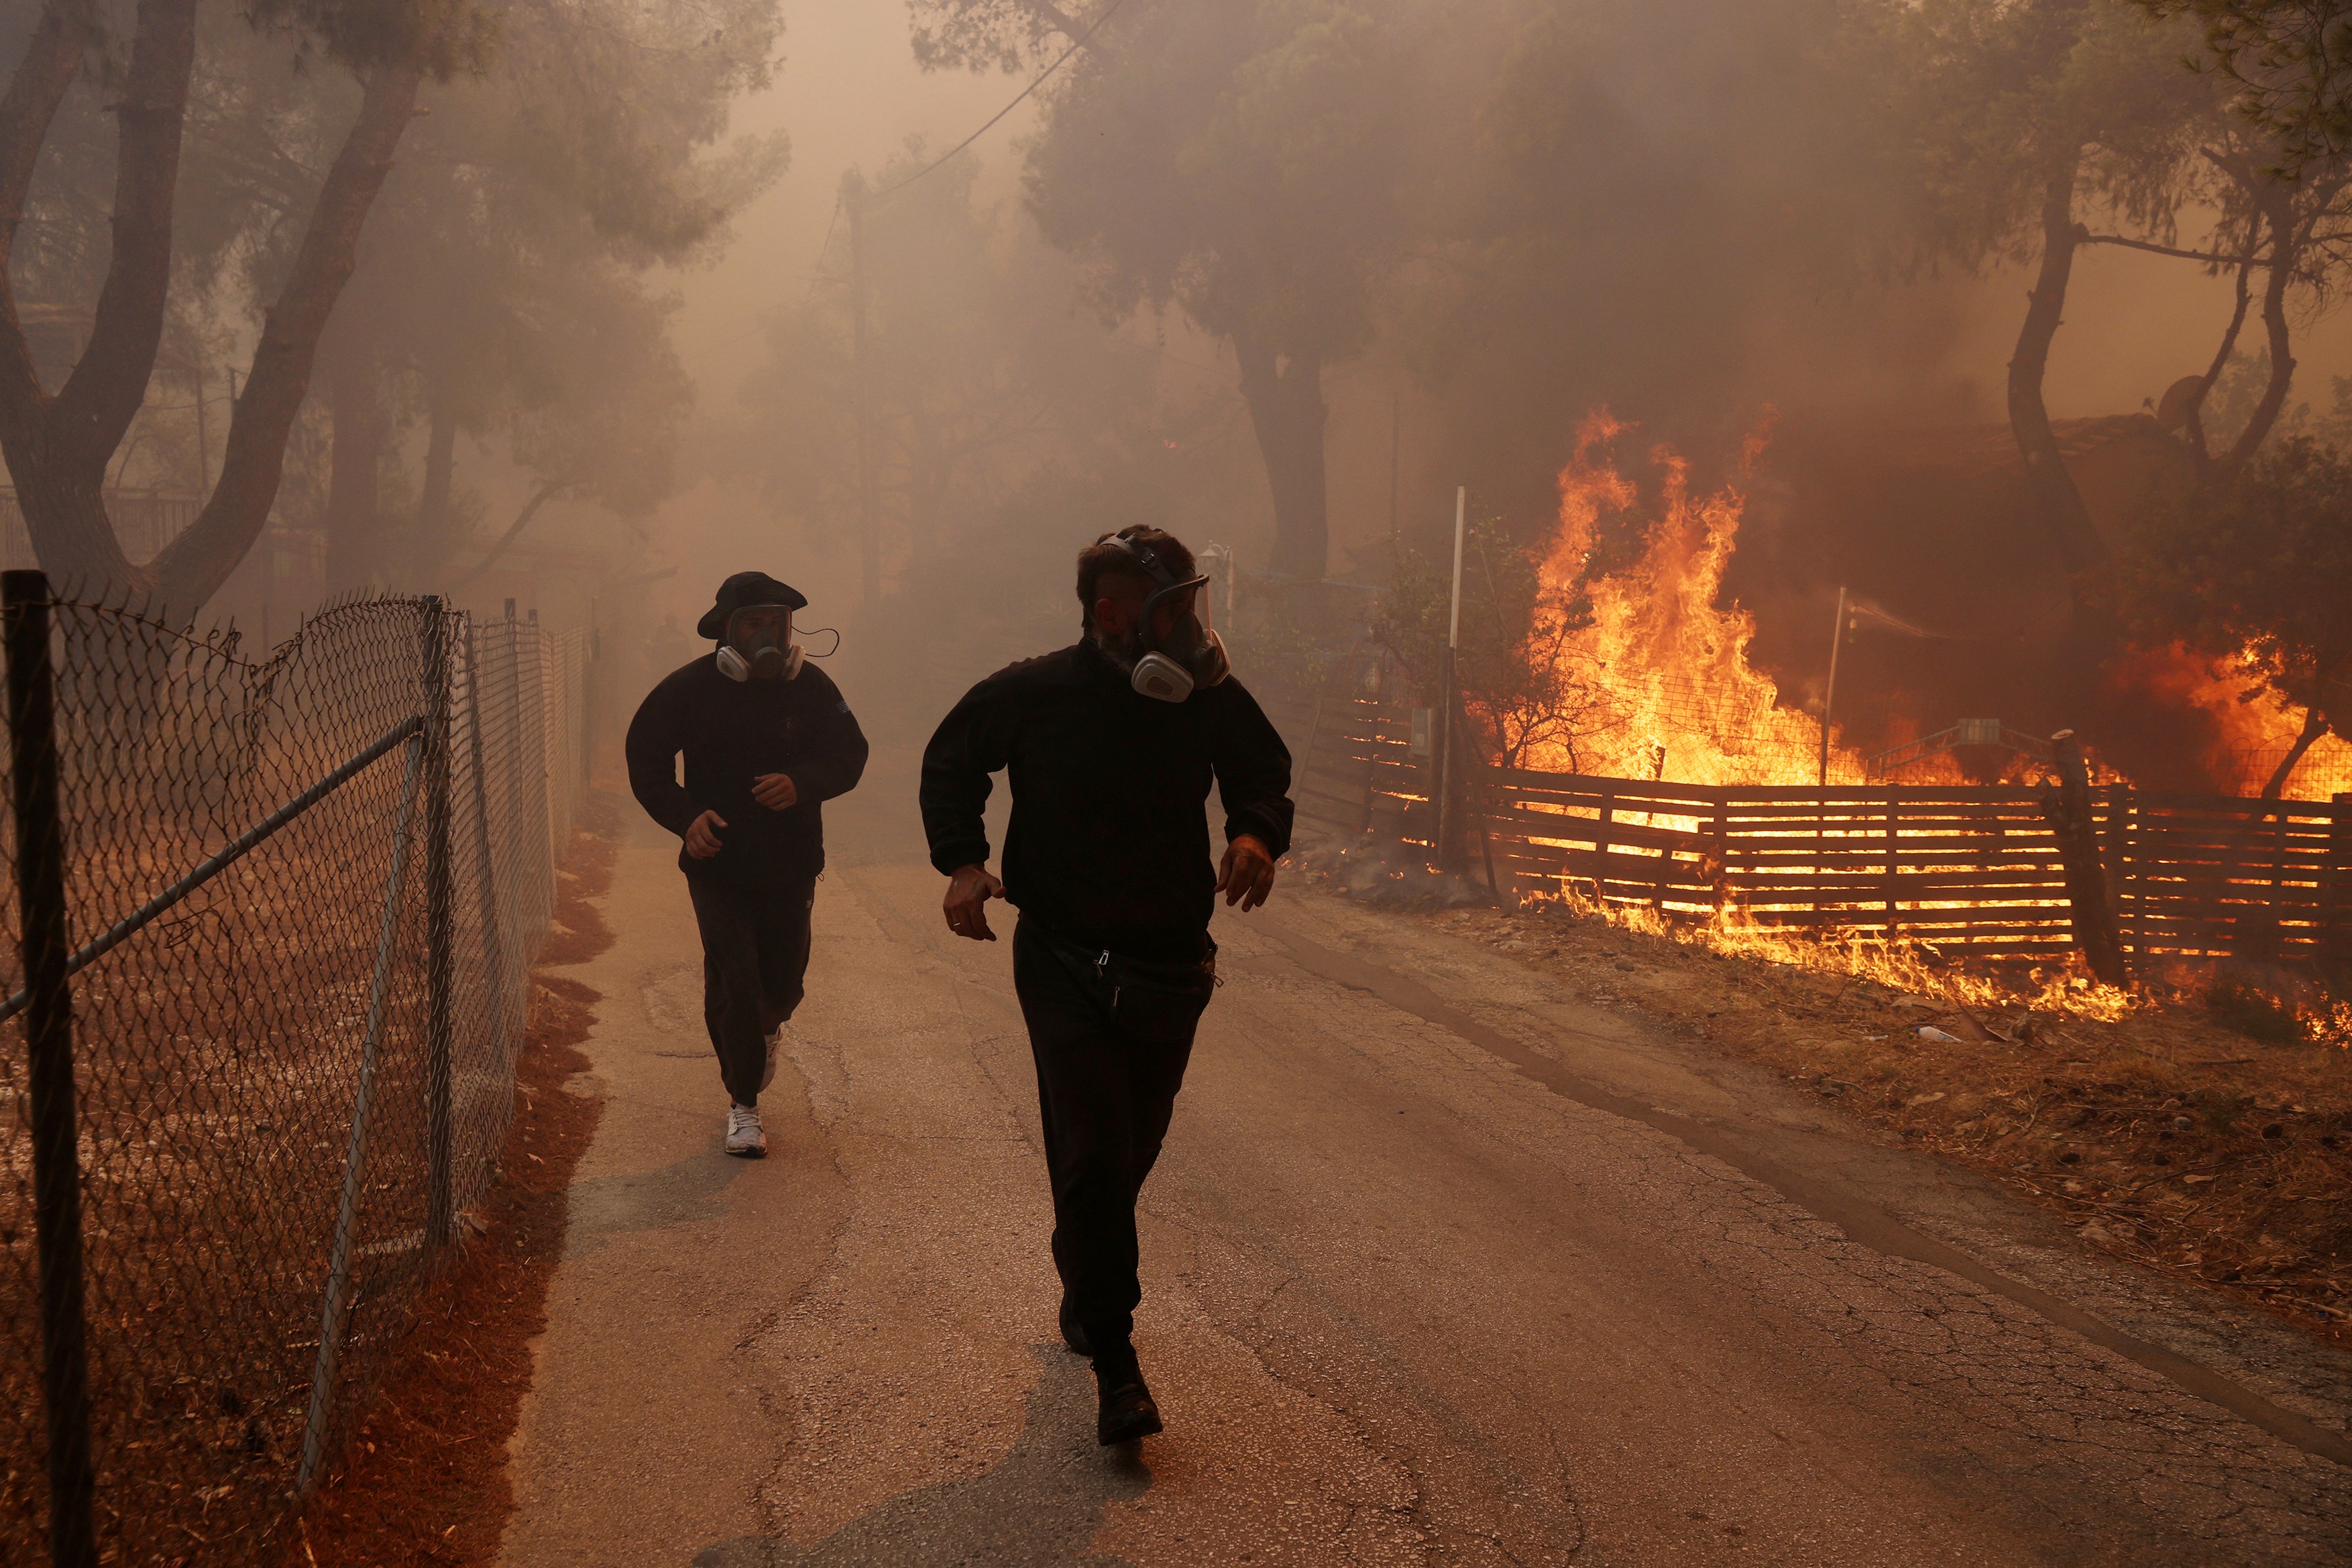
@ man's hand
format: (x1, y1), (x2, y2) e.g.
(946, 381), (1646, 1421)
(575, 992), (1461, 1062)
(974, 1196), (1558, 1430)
(752, 773), (799, 811)
(944, 863), (1007, 942)
(1215, 834), (1278, 911)
(685, 809), (728, 859)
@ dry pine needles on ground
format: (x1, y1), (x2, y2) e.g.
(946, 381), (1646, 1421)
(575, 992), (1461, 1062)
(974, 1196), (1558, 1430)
(288, 799), (618, 1567)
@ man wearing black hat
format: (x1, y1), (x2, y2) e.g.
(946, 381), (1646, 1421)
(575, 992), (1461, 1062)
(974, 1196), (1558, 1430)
(920, 526), (1292, 1445)
(627, 572), (868, 1158)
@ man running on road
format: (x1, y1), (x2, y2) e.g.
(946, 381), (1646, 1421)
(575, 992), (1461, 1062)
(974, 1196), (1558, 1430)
(627, 571), (868, 1158)
(919, 526), (1293, 1445)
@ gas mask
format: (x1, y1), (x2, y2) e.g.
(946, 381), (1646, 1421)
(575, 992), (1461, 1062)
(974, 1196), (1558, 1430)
(715, 606), (804, 683)
(1102, 530), (1231, 704)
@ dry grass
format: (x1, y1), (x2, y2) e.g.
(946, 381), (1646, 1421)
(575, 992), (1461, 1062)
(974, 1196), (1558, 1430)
(1294, 846), (2352, 1344)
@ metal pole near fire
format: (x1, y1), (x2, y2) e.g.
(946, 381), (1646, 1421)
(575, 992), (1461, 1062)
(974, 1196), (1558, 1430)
(1818, 585), (1848, 788)
(5, 571), (99, 1568)
(1436, 486), (1467, 867)
(846, 170), (879, 610)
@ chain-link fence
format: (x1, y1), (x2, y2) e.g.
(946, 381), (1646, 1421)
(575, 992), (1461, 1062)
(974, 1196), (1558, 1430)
(0, 575), (592, 1565)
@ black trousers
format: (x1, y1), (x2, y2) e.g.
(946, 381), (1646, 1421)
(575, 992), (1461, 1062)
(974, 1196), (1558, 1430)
(1011, 919), (1211, 1355)
(687, 871), (818, 1108)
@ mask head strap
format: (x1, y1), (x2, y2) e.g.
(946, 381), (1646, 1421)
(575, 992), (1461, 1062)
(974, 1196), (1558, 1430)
(1101, 529), (1207, 645)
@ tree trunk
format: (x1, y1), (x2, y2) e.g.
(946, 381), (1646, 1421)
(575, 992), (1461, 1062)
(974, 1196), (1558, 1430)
(906, 408), (945, 556)
(323, 341), (388, 592)
(0, 0), (199, 593)
(0, 0), (423, 616)
(414, 394), (459, 581)
(2007, 154), (2109, 582)
(1233, 332), (1329, 583)
(2221, 192), (2298, 478)
(2040, 728), (2127, 985)
(2261, 706), (2328, 800)
(151, 62), (424, 614)
(2183, 260), (2252, 484)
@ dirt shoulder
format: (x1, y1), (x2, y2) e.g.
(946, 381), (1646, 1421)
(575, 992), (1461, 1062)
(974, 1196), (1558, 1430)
(288, 795), (619, 1567)
(1291, 848), (2352, 1347)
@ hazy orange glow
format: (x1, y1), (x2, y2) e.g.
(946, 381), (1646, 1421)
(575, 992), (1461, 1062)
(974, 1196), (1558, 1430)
(2150, 645), (2352, 798)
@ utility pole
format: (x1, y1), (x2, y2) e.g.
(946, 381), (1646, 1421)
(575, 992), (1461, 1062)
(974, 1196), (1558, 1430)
(1387, 390), (1400, 537)
(844, 171), (879, 610)
(193, 363), (210, 496)
(1819, 585), (1848, 787)
(1436, 485), (1468, 867)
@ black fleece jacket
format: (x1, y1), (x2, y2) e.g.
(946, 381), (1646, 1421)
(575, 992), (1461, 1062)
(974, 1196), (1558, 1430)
(919, 639), (1294, 963)
(626, 657), (868, 882)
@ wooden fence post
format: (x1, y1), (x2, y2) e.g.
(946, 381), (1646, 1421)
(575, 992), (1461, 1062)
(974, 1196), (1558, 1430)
(1883, 785), (1900, 941)
(2111, 783), (2141, 973)
(1593, 784), (1615, 908)
(1710, 790), (1731, 917)
(2040, 730), (2127, 986)
(2327, 793), (2350, 982)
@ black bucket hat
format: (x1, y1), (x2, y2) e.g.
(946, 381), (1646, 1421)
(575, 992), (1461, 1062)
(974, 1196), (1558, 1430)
(697, 571), (808, 640)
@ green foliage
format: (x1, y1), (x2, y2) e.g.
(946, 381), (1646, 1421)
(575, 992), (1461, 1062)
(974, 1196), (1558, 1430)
(2111, 435), (2352, 731)
(1369, 514), (1604, 768)
(1219, 590), (1353, 706)
(908, 0), (1084, 74)
(2135, 0), (2352, 178)
(1896, 0), (2217, 272)
(1025, 0), (1404, 359)
(243, 0), (500, 80)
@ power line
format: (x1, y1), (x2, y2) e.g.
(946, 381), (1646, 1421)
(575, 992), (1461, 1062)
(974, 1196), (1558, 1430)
(864, 0), (1131, 206)
(702, 1), (1128, 362)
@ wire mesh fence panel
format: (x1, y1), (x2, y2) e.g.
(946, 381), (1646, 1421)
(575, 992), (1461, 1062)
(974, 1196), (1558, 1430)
(0, 590), (590, 1564)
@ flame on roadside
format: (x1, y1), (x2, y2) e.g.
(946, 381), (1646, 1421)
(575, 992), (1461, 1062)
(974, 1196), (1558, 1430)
(1508, 411), (1878, 786)
(1529, 883), (2138, 1023)
(1471, 411), (2349, 1027)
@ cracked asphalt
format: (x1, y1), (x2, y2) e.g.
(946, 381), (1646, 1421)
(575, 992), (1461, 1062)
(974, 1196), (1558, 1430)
(500, 756), (2352, 1566)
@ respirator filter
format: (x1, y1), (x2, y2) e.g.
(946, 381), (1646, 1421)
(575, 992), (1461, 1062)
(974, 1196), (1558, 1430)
(716, 607), (803, 682)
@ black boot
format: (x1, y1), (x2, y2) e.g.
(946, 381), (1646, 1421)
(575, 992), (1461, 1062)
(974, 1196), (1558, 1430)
(1058, 1294), (1091, 1357)
(1092, 1346), (1163, 1445)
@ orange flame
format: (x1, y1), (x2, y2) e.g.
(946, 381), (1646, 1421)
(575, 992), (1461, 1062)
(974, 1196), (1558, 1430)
(2153, 645), (2352, 797)
(1514, 410), (1866, 785)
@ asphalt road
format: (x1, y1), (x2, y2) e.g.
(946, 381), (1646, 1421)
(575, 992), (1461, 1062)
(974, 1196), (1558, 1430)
(500, 757), (2352, 1566)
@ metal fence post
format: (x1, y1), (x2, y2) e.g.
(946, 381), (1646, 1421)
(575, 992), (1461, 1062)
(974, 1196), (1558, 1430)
(420, 601), (456, 1248)
(3, 569), (98, 1568)
(461, 624), (511, 1056)
(296, 736), (427, 1498)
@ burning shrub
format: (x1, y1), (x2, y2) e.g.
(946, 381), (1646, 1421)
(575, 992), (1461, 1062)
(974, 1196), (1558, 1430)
(1371, 507), (1607, 769)
(2204, 974), (2312, 1044)
(2110, 435), (2352, 799)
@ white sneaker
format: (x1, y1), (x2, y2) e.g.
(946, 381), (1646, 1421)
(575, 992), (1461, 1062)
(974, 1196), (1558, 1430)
(725, 1102), (767, 1158)
(761, 1025), (783, 1092)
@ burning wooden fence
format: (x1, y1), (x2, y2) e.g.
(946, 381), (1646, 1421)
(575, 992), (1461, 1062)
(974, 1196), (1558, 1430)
(1278, 689), (2352, 973)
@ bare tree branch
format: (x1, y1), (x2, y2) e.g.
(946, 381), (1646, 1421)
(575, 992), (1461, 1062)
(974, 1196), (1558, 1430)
(442, 475), (572, 592)
(2223, 190), (2299, 475)
(2078, 231), (2263, 266)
